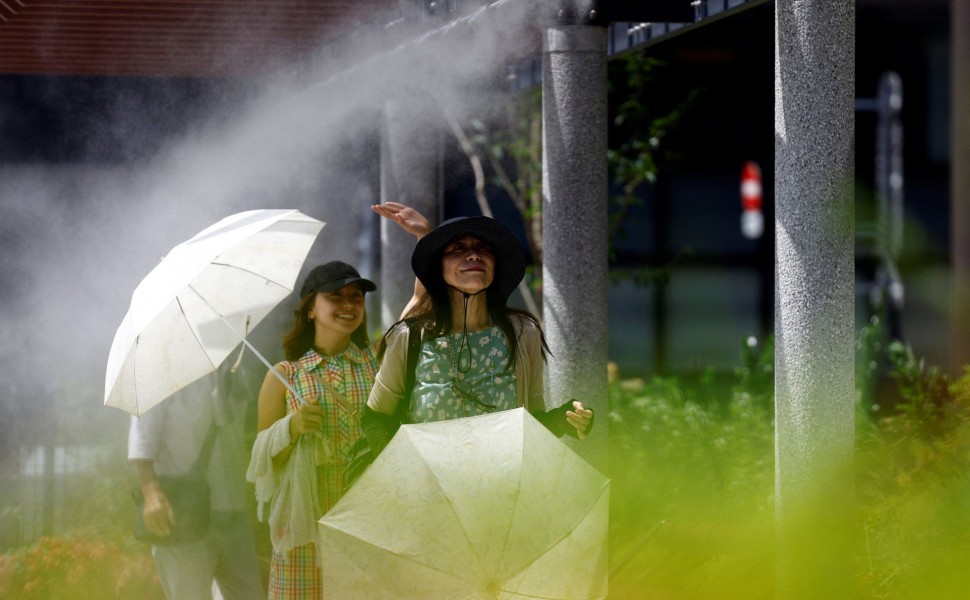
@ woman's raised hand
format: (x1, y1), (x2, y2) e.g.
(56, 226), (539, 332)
(372, 202), (431, 239)
(372, 201), (431, 319)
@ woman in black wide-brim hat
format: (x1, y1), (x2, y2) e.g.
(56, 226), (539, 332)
(363, 203), (593, 454)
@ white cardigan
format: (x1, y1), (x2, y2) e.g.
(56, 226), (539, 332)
(246, 414), (324, 554)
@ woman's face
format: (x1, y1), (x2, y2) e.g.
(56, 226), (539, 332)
(441, 234), (495, 295)
(308, 282), (366, 337)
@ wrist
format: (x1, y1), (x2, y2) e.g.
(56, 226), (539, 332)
(141, 479), (164, 501)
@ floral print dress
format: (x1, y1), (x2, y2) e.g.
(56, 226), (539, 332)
(409, 325), (517, 423)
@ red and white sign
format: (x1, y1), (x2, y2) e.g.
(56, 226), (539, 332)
(740, 160), (764, 239)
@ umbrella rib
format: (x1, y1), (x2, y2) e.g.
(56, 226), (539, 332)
(495, 590), (591, 600)
(131, 334), (142, 415)
(404, 422), (608, 599)
(210, 260), (293, 290)
(403, 429), (493, 581)
(328, 526), (484, 591)
(493, 425), (575, 600)
(175, 295), (219, 373)
(185, 283), (308, 404)
(494, 423), (527, 582)
(498, 484), (610, 599)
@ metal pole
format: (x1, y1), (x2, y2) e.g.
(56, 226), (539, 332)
(951, 0), (970, 376)
(873, 72), (905, 339)
(774, 0), (855, 596)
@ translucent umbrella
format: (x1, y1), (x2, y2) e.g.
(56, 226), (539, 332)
(318, 408), (609, 600)
(104, 209), (323, 416)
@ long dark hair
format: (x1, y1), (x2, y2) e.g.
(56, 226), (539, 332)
(282, 290), (370, 361)
(378, 281), (547, 371)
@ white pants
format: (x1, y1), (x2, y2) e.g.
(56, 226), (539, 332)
(152, 511), (263, 600)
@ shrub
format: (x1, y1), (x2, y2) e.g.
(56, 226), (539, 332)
(856, 348), (970, 600)
(607, 361), (776, 599)
(608, 330), (970, 599)
(0, 533), (162, 600)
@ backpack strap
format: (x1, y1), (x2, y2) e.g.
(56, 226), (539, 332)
(186, 418), (220, 478)
(397, 318), (422, 424)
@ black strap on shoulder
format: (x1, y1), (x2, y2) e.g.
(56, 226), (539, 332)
(187, 420), (220, 478)
(397, 318), (422, 424)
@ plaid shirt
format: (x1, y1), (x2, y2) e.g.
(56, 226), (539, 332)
(279, 343), (377, 512)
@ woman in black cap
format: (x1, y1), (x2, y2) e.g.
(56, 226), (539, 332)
(248, 202), (431, 599)
(248, 260), (381, 599)
(363, 206), (593, 454)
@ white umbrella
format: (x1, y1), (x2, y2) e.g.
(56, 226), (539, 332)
(318, 408), (610, 600)
(104, 209), (323, 416)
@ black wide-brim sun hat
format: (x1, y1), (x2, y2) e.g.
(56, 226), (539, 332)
(411, 216), (526, 302)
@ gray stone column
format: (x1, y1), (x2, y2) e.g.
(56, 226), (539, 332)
(380, 99), (441, 329)
(542, 24), (609, 470)
(311, 139), (378, 271)
(774, 1), (856, 597)
(951, 0), (970, 376)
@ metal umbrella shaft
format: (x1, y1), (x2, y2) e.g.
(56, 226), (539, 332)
(189, 284), (309, 405)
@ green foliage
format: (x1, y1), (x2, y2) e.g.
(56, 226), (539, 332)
(0, 440), (165, 598)
(0, 534), (162, 599)
(882, 341), (955, 437)
(473, 88), (543, 222)
(607, 245), (695, 290)
(458, 52), (697, 291)
(608, 364), (775, 598)
(466, 88), (542, 245)
(607, 53), (698, 255)
(855, 335), (970, 600)
(609, 374), (774, 522)
(4, 327), (966, 598)
(734, 334), (774, 411)
(608, 328), (970, 598)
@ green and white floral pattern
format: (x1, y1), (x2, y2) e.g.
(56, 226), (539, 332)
(410, 326), (517, 423)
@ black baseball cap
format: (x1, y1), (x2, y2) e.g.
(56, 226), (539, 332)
(299, 261), (376, 298)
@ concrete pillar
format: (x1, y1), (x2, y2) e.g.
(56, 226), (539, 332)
(774, 1), (856, 597)
(951, 0), (970, 376)
(380, 99), (441, 329)
(542, 24), (609, 470)
(312, 137), (379, 271)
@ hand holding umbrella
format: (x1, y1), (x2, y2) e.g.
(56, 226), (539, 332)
(289, 401), (324, 436)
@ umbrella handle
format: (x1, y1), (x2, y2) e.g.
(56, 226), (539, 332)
(188, 284), (309, 405)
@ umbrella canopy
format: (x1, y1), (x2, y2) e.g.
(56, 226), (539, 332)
(318, 408), (609, 600)
(104, 209), (324, 416)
